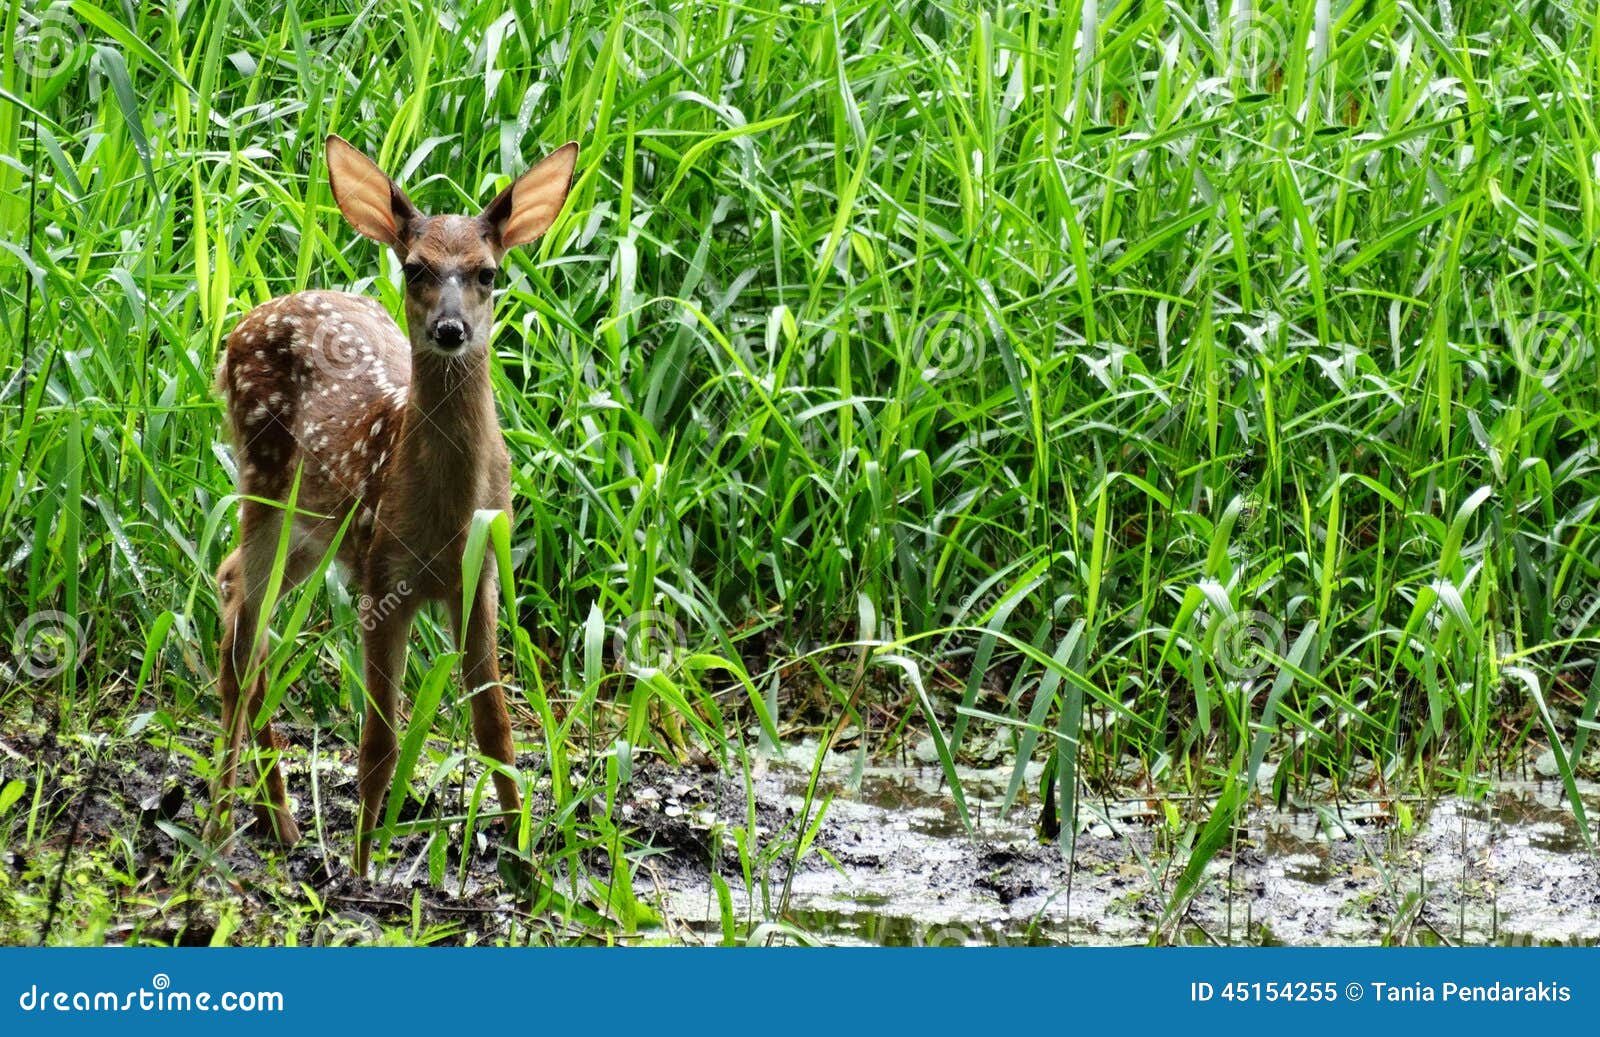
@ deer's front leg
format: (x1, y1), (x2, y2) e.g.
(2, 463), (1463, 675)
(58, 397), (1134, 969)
(354, 585), (417, 877)
(448, 581), (522, 833)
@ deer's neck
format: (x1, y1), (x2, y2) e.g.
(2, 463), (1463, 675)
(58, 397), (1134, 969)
(394, 349), (498, 482)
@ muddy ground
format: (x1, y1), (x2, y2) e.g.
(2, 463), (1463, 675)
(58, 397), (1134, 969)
(5, 721), (1600, 946)
(645, 742), (1600, 946)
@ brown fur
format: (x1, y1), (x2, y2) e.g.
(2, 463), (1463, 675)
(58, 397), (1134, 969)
(211, 135), (577, 875)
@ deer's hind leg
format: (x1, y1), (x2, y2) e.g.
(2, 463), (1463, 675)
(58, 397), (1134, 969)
(212, 502), (320, 846)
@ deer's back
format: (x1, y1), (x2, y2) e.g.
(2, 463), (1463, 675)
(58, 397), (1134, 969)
(216, 291), (409, 518)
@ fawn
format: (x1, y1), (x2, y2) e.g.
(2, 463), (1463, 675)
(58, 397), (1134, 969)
(212, 134), (578, 875)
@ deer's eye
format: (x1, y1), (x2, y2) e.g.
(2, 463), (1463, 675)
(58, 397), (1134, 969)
(476, 267), (496, 287)
(402, 262), (425, 283)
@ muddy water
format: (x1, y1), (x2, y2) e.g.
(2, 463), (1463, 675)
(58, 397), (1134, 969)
(642, 742), (1600, 946)
(18, 709), (1598, 946)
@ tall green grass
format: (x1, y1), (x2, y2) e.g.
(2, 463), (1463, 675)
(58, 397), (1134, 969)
(4, 0), (1600, 935)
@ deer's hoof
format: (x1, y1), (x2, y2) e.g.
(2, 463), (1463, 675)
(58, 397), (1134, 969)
(254, 804), (301, 845)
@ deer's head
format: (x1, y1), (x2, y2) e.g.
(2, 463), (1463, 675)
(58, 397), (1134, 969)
(325, 134), (578, 356)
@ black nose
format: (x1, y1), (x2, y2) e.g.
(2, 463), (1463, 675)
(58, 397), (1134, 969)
(432, 318), (466, 349)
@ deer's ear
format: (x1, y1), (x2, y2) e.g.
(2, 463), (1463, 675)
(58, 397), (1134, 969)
(326, 134), (419, 251)
(480, 142), (579, 250)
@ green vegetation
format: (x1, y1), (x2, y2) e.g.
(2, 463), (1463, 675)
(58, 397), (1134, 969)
(2, 0), (1598, 945)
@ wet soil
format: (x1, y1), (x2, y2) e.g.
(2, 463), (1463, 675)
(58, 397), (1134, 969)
(638, 742), (1600, 946)
(5, 717), (1599, 946)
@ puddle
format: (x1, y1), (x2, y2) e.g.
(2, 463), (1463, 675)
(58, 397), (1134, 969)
(10, 713), (1599, 946)
(635, 742), (1600, 946)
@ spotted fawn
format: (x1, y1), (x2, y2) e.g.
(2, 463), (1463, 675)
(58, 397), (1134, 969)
(212, 134), (578, 875)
